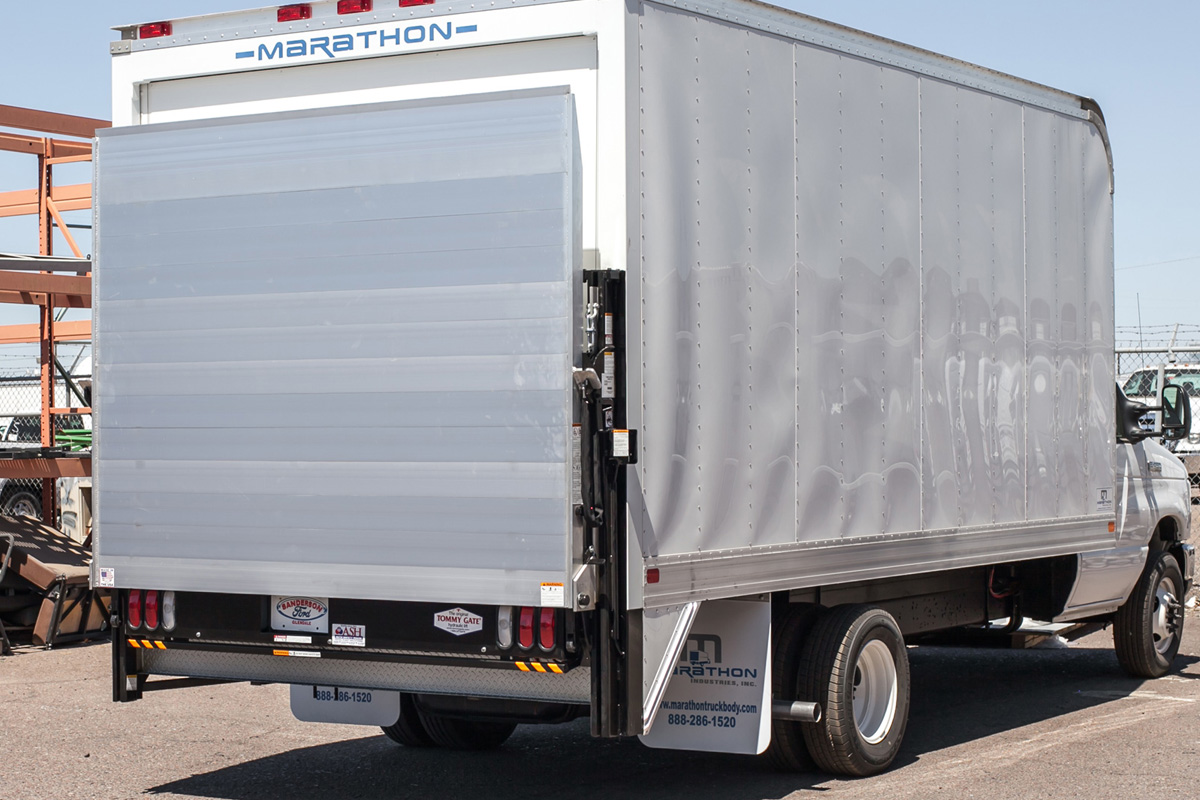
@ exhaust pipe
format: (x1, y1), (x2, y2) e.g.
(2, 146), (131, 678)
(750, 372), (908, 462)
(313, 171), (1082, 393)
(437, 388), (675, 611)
(771, 700), (822, 724)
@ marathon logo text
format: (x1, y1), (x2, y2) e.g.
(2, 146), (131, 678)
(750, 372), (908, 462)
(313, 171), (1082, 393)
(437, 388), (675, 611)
(237, 22), (479, 62)
(674, 665), (758, 679)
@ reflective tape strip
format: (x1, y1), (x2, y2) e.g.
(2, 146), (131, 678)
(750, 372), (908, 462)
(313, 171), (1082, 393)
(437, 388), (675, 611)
(515, 661), (566, 673)
(154, 641), (167, 650)
(272, 649), (320, 658)
(141, 639), (153, 649)
(127, 639), (140, 648)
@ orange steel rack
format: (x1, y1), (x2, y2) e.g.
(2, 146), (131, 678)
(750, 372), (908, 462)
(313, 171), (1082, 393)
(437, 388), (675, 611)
(0, 105), (107, 520)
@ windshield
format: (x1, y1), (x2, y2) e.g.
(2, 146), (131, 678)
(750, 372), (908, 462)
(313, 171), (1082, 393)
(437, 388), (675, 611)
(1122, 369), (1200, 398)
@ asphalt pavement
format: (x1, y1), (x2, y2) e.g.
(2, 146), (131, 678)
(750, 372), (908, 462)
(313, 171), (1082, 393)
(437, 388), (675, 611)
(3, 612), (1200, 800)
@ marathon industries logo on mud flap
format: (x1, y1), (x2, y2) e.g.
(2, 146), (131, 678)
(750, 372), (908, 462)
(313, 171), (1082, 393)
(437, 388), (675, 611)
(674, 634), (759, 680)
(276, 597), (328, 626)
(434, 607), (483, 636)
(234, 21), (481, 63)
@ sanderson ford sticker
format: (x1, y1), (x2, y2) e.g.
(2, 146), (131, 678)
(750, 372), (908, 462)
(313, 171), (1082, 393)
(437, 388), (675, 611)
(433, 607), (483, 636)
(271, 596), (330, 634)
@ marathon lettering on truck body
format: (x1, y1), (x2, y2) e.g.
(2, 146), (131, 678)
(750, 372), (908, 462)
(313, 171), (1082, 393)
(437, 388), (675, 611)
(235, 22), (480, 61)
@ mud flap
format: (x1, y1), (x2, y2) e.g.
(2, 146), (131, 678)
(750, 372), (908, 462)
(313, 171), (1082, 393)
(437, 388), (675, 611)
(639, 597), (771, 754)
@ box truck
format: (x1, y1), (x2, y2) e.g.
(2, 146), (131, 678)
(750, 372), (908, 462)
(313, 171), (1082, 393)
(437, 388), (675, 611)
(94, 0), (1194, 776)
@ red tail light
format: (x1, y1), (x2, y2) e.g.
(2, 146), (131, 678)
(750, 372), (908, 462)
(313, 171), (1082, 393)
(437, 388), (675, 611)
(539, 608), (555, 651)
(144, 591), (160, 631)
(399, 0), (435, 6)
(646, 567), (660, 584)
(518, 606), (535, 649)
(277, 4), (312, 21)
(337, 0), (372, 12)
(138, 22), (173, 39)
(127, 590), (142, 628)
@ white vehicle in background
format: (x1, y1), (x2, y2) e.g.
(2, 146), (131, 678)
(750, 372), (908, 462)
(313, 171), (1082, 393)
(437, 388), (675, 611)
(1123, 366), (1200, 495)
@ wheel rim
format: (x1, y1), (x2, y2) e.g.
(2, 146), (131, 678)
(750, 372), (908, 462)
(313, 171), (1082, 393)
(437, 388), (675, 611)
(1152, 575), (1180, 656)
(852, 639), (899, 745)
(7, 496), (39, 518)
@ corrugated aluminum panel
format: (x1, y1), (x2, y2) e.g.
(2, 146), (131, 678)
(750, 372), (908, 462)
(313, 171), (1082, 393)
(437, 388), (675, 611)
(94, 90), (581, 606)
(634, 2), (1115, 604)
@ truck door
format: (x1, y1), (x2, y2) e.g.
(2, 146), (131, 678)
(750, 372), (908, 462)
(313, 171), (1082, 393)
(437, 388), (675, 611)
(93, 89), (583, 610)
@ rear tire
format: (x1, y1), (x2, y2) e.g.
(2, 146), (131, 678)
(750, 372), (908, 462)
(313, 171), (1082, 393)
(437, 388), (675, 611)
(415, 710), (517, 750)
(800, 605), (910, 777)
(1114, 550), (1184, 678)
(765, 605), (822, 771)
(381, 693), (437, 748)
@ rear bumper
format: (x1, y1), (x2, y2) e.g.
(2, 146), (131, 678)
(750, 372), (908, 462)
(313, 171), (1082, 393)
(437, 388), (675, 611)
(141, 646), (591, 704)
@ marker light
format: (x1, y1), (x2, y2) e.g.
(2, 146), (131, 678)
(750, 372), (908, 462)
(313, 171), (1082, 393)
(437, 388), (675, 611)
(539, 608), (555, 651)
(399, 0), (435, 6)
(518, 606), (535, 649)
(138, 22), (173, 39)
(127, 590), (142, 629)
(337, 0), (372, 13)
(646, 568), (660, 584)
(162, 591), (177, 632)
(277, 4), (312, 21)
(144, 591), (160, 631)
(497, 606), (514, 648)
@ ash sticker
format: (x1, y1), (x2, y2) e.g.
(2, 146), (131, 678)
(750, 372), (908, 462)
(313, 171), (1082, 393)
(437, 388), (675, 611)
(330, 624), (366, 647)
(433, 607), (483, 636)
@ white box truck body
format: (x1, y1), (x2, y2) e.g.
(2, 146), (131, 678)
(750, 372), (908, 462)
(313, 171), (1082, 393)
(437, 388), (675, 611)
(93, 0), (1194, 775)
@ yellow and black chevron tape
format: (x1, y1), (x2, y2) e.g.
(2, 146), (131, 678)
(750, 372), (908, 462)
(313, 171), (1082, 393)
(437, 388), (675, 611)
(514, 661), (564, 674)
(127, 639), (167, 649)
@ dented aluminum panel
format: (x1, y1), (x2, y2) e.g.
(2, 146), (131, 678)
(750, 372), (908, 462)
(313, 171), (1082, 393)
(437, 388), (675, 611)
(632, 2), (1115, 607)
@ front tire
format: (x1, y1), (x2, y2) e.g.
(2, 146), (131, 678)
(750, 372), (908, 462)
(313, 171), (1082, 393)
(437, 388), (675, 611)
(1114, 550), (1184, 678)
(800, 605), (910, 777)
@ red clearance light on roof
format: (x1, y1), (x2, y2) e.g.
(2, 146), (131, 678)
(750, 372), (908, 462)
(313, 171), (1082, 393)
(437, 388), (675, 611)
(277, 4), (312, 21)
(399, 0), (435, 7)
(337, 0), (372, 13)
(138, 22), (173, 39)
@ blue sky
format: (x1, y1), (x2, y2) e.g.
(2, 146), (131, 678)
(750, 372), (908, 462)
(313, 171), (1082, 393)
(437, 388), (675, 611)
(1, 0), (1196, 336)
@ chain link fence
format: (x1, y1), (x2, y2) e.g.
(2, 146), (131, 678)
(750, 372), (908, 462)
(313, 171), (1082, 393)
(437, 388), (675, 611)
(0, 342), (91, 520)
